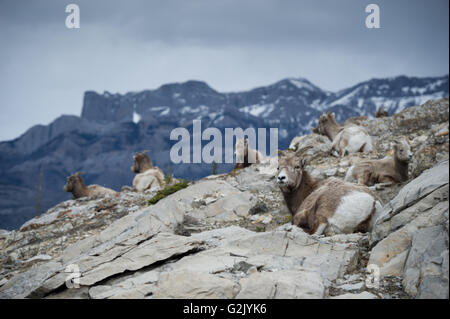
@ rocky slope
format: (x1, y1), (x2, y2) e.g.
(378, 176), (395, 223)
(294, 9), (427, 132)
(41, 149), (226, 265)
(0, 98), (448, 299)
(0, 75), (448, 230)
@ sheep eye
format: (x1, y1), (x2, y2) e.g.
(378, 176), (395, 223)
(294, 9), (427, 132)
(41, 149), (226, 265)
(295, 165), (300, 169)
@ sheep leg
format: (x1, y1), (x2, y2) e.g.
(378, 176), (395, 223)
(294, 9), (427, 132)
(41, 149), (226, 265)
(369, 182), (393, 190)
(313, 223), (327, 236)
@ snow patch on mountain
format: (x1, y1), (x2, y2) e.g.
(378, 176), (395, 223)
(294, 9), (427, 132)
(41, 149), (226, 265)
(288, 78), (317, 91)
(132, 111), (141, 124)
(241, 104), (275, 117)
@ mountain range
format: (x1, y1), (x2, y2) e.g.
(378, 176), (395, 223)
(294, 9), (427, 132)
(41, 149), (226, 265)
(0, 74), (448, 230)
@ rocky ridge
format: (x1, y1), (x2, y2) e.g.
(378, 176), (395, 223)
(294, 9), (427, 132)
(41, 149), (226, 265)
(0, 75), (448, 231)
(0, 99), (448, 299)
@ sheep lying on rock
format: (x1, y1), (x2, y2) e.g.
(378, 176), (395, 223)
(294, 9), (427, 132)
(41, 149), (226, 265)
(233, 138), (279, 175)
(234, 138), (263, 169)
(276, 151), (382, 236)
(318, 112), (373, 157)
(131, 151), (165, 192)
(345, 138), (412, 187)
(64, 172), (117, 199)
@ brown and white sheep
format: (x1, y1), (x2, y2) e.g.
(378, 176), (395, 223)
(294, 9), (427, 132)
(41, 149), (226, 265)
(233, 138), (279, 175)
(64, 172), (117, 199)
(276, 152), (382, 235)
(318, 112), (373, 157)
(131, 151), (165, 192)
(234, 138), (263, 169)
(345, 138), (412, 186)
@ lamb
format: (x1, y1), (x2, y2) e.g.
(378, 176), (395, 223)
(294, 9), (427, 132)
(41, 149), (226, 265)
(131, 151), (165, 192)
(234, 138), (263, 169)
(64, 172), (117, 199)
(277, 151), (382, 235)
(233, 138), (279, 175)
(318, 112), (373, 157)
(345, 138), (412, 187)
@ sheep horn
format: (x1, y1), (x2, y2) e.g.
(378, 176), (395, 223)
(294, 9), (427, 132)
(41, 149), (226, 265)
(295, 144), (314, 155)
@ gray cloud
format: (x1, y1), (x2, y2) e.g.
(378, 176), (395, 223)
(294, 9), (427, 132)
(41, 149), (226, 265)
(0, 0), (448, 140)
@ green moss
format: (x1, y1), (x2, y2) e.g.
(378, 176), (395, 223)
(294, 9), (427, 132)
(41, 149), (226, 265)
(288, 142), (299, 152)
(164, 164), (173, 184)
(148, 179), (190, 206)
(255, 226), (266, 232)
(164, 172), (173, 185)
(226, 167), (241, 177)
(282, 214), (293, 224)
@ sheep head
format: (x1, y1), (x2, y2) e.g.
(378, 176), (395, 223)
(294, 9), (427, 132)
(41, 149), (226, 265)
(276, 153), (307, 192)
(318, 112), (334, 133)
(64, 172), (84, 192)
(234, 138), (249, 164)
(326, 111), (338, 124)
(131, 151), (153, 173)
(393, 138), (413, 162)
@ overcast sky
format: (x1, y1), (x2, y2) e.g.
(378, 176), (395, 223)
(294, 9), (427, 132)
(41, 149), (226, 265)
(0, 0), (448, 141)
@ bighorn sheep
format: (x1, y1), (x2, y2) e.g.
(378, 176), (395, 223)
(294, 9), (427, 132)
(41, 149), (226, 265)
(64, 172), (117, 199)
(277, 151), (382, 235)
(233, 138), (279, 175)
(234, 138), (262, 169)
(345, 138), (412, 186)
(131, 151), (165, 192)
(318, 112), (373, 157)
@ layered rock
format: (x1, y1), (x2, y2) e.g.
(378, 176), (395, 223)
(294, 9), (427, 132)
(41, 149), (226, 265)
(368, 160), (449, 298)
